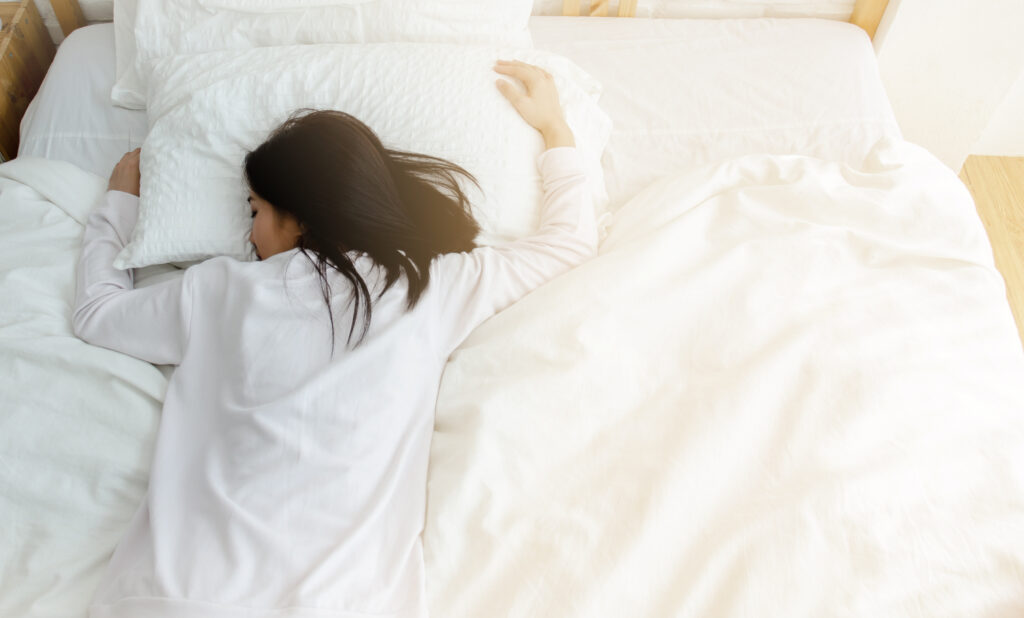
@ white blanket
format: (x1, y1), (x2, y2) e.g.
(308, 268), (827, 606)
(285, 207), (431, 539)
(424, 138), (1024, 616)
(0, 158), (166, 616)
(4, 140), (1024, 617)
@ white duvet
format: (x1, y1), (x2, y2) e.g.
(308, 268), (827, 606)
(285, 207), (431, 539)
(3, 139), (1024, 617)
(426, 137), (1024, 615)
(0, 158), (166, 616)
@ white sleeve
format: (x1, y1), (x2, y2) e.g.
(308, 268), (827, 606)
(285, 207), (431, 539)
(72, 190), (193, 365)
(433, 146), (597, 353)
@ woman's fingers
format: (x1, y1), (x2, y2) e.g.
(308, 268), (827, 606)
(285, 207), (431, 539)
(499, 59), (552, 79)
(493, 60), (551, 90)
(493, 63), (534, 89)
(493, 59), (567, 136)
(494, 79), (524, 107)
(109, 147), (143, 196)
(493, 61), (548, 81)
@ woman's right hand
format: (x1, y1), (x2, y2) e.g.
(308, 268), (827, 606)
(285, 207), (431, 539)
(494, 59), (575, 149)
(108, 148), (142, 196)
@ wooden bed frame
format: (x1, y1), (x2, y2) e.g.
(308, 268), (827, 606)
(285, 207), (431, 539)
(564, 0), (890, 40)
(46, 0), (893, 42)
(0, 0), (54, 160)
(49, 0), (84, 36)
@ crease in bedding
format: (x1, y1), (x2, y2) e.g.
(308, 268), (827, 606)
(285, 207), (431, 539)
(423, 137), (1024, 617)
(0, 157), (168, 618)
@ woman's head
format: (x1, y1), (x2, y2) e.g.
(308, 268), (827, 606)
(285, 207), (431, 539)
(247, 190), (301, 260)
(244, 109), (482, 352)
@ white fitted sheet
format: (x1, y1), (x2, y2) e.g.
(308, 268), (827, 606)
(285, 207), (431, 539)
(19, 16), (900, 209)
(18, 24), (147, 175)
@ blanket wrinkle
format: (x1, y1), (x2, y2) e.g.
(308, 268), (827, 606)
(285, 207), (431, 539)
(0, 156), (105, 225)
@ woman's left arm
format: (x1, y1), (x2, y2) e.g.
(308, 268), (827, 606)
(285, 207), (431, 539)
(72, 149), (193, 365)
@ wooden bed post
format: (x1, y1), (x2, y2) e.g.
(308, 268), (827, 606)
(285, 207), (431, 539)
(850, 0), (890, 40)
(48, 0), (86, 37)
(0, 0), (57, 160)
(616, 0), (637, 17)
(562, 0), (637, 18)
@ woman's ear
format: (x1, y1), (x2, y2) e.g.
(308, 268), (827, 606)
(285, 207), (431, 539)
(278, 211), (302, 234)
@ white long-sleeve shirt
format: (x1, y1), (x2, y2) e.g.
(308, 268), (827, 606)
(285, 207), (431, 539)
(74, 146), (596, 618)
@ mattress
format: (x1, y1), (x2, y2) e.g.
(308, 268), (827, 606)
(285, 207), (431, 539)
(19, 17), (900, 210)
(7, 13), (1024, 618)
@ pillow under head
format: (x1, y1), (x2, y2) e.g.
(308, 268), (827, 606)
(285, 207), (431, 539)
(114, 44), (611, 270)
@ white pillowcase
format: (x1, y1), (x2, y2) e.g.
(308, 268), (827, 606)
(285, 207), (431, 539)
(113, 0), (535, 109)
(113, 44), (612, 269)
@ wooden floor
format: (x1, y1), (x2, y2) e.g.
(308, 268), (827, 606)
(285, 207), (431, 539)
(959, 156), (1024, 346)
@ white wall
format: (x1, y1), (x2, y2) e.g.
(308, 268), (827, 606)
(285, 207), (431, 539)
(974, 69), (1024, 157)
(874, 0), (1024, 171)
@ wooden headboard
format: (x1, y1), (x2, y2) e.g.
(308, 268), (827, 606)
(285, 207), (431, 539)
(49, 0), (86, 36)
(563, 0), (891, 40)
(44, 0), (892, 40)
(849, 0), (889, 40)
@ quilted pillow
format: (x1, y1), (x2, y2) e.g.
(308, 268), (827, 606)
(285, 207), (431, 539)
(113, 44), (612, 269)
(112, 0), (535, 109)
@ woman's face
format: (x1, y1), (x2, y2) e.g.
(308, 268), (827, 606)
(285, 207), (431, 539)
(249, 190), (302, 260)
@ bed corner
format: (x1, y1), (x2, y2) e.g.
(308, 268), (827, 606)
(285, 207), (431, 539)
(850, 0), (890, 40)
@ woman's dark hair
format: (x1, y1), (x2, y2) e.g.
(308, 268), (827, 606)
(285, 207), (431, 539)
(244, 108), (481, 354)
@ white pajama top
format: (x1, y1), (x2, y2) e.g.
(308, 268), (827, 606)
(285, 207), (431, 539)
(73, 146), (596, 618)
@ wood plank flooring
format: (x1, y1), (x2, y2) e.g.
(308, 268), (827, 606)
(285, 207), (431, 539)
(959, 155), (1024, 346)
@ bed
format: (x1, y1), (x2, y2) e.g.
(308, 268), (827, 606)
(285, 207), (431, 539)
(4, 1), (1024, 616)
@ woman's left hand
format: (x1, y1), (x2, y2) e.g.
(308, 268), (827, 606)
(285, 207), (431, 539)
(108, 148), (142, 196)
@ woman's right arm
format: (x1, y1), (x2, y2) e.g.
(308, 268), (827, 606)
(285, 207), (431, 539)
(72, 150), (194, 366)
(432, 60), (598, 352)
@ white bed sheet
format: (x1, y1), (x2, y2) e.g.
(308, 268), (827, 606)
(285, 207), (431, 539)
(529, 16), (900, 208)
(19, 17), (900, 210)
(18, 24), (148, 176)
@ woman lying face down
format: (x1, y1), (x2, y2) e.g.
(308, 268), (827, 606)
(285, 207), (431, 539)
(235, 59), (578, 350)
(81, 59), (594, 617)
(239, 106), (483, 351)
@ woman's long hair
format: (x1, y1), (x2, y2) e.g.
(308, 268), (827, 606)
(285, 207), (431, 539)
(244, 109), (481, 354)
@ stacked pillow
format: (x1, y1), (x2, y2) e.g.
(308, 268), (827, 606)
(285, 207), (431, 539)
(114, 0), (537, 109)
(111, 0), (612, 269)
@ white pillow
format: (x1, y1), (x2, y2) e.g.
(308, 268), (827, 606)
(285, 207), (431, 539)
(113, 44), (612, 269)
(113, 0), (535, 109)
(111, 0), (137, 106)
